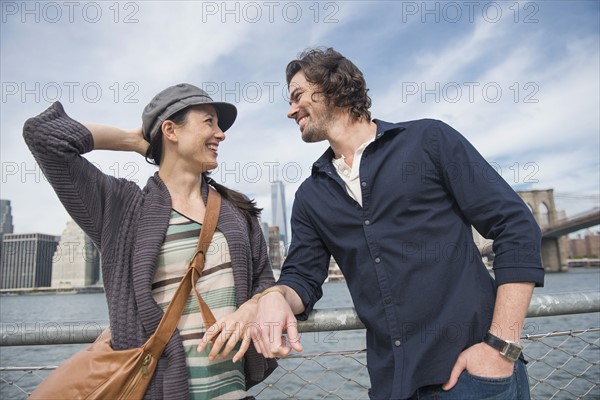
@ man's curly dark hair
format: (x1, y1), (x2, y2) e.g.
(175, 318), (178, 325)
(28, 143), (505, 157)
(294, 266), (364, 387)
(286, 47), (372, 122)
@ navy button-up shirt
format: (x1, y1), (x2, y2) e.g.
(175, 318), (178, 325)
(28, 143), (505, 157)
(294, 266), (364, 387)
(277, 119), (544, 400)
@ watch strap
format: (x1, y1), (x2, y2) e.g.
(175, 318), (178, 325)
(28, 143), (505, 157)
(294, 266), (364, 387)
(483, 331), (523, 362)
(483, 331), (508, 352)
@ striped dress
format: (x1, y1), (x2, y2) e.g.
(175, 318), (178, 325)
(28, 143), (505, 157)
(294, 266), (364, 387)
(152, 210), (246, 399)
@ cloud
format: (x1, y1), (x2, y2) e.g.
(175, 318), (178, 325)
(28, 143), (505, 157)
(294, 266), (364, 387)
(1, 1), (598, 235)
(371, 12), (598, 221)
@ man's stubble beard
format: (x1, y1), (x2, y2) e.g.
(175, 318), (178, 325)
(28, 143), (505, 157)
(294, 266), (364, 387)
(301, 108), (333, 143)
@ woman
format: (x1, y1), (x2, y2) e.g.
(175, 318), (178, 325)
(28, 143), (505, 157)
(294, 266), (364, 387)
(23, 83), (277, 399)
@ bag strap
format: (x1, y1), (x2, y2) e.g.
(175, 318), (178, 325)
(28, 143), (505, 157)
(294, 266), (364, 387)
(188, 188), (219, 329)
(145, 187), (221, 357)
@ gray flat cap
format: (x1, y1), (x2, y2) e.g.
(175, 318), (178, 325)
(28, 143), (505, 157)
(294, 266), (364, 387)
(141, 83), (237, 141)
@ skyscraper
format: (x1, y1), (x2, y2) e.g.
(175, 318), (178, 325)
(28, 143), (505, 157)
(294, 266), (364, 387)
(0, 199), (14, 235)
(52, 220), (101, 288)
(271, 177), (288, 246)
(0, 199), (14, 262)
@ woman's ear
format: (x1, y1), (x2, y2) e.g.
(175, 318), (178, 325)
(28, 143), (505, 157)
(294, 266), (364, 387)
(161, 120), (178, 143)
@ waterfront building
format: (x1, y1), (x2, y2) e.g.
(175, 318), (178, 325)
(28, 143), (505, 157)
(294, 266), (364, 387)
(569, 230), (600, 259)
(271, 178), (288, 247)
(0, 233), (59, 289)
(51, 220), (100, 288)
(268, 226), (284, 270)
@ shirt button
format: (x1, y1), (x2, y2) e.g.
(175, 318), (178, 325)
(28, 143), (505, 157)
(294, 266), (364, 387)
(394, 340), (401, 347)
(364, 220), (370, 225)
(361, 181), (367, 187)
(374, 257), (381, 264)
(384, 297), (392, 304)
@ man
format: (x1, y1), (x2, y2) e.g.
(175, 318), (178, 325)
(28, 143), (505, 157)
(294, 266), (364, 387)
(253, 48), (544, 399)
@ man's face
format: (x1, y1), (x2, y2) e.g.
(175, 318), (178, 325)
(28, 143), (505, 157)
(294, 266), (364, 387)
(287, 71), (333, 143)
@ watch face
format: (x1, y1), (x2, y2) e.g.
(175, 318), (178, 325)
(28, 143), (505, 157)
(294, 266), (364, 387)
(502, 344), (522, 361)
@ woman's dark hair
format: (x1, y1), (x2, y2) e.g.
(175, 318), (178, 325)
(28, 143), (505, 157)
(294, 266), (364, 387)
(204, 174), (262, 225)
(145, 107), (188, 167)
(144, 107), (262, 224)
(286, 47), (372, 122)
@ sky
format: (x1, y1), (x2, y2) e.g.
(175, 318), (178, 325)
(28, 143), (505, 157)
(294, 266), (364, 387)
(1, 0), (599, 239)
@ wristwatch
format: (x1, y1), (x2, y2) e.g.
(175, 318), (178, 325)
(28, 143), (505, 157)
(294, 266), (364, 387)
(483, 332), (523, 362)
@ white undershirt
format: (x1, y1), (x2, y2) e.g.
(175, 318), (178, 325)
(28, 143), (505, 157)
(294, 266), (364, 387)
(331, 136), (375, 206)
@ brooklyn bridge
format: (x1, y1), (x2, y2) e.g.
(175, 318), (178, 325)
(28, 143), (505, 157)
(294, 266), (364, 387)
(478, 189), (600, 272)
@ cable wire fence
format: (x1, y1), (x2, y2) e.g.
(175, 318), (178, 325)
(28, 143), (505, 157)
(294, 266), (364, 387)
(1, 292), (599, 399)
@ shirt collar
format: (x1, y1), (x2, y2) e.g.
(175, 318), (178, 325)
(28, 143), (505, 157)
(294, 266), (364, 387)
(312, 119), (406, 174)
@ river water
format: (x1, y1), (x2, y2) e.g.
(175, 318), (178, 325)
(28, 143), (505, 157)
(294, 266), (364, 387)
(1, 268), (599, 399)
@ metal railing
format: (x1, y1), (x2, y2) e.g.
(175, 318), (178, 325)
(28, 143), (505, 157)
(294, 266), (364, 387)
(1, 291), (599, 399)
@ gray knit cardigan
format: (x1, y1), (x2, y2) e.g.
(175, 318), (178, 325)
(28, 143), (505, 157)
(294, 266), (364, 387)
(23, 102), (277, 399)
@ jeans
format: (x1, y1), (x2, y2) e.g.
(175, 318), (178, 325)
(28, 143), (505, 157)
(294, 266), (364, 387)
(410, 359), (531, 400)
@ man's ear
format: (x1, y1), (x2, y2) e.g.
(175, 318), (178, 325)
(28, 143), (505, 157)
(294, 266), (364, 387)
(161, 120), (178, 143)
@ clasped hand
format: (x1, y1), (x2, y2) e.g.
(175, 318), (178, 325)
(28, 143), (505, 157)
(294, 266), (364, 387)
(197, 291), (303, 362)
(197, 301), (256, 363)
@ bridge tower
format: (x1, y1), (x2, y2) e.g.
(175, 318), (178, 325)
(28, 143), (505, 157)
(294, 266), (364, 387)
(517, 189), (568, 272)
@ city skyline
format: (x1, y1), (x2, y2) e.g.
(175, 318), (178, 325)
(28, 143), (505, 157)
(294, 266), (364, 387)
(0, 189), (598, 289)
(0, 209), (102, 289)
